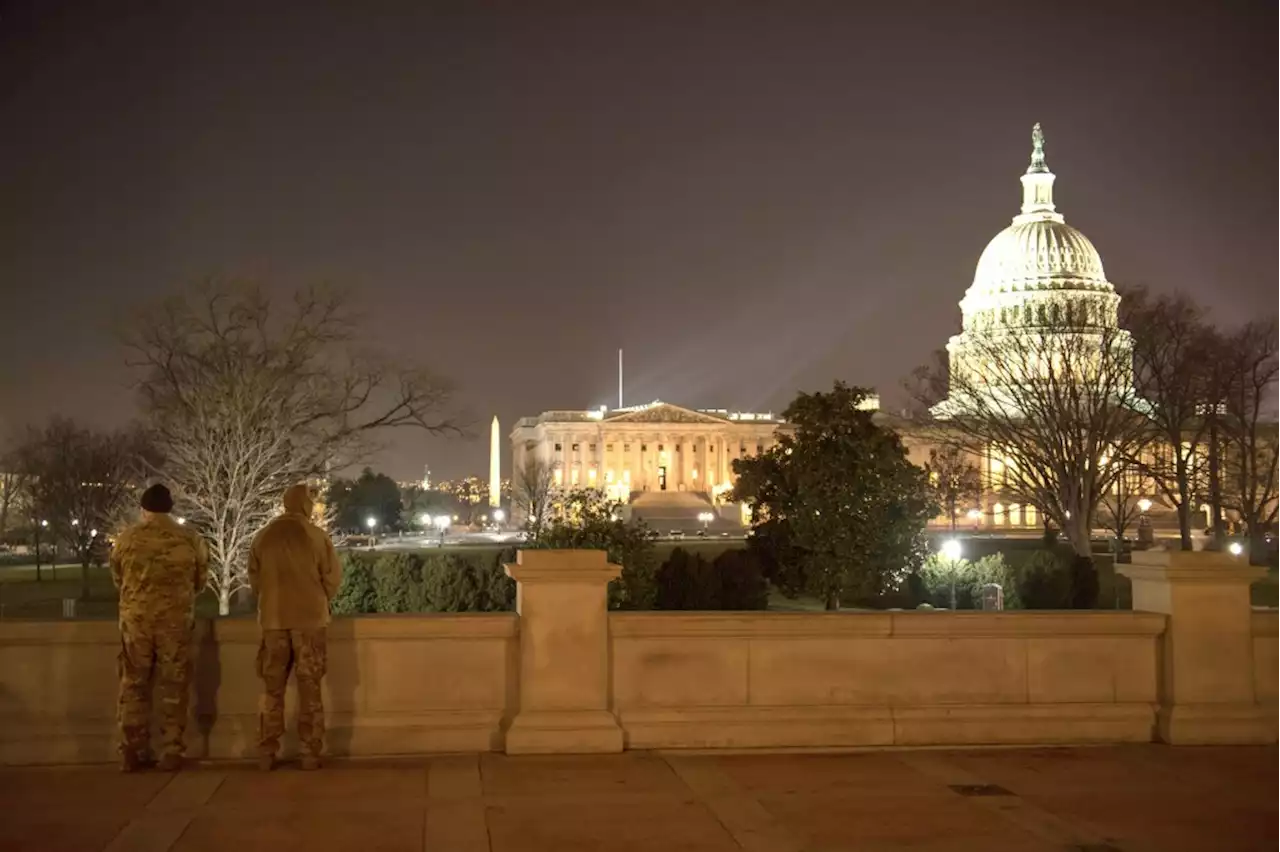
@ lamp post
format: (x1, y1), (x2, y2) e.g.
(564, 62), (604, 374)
(941, 539), (963, 610)
(493, 508), (505, 528)
(365, 516), (378, 549)
(433, 514), (451, 547)
(697, 511), (714, 532)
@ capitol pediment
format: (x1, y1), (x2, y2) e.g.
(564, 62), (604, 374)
(605, 402), (729, 425)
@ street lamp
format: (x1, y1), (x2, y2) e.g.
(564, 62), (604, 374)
(697, 511), (714, 531)
(941, 539), (963, 610)
(365, 516), (378, 550)
(433, 514), (451, 546)
(176, 517), (186, 525)
(1138, 498), (1152, 513)
(493, 508), (505, 525)
(1229, 541), (1244, 557)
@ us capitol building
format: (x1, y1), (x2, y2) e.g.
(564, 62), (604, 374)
(510, 125), (1149, 530)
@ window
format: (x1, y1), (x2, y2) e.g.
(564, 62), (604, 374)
(623, 444), (631, 452)
(589, 443), (596, 452)
(658, 444), (664, 451)
(606, 444), (613, 452)
(641, 444), (647, 452)
(554, 443), (562, 452)
(572, 443), (580, 451)
(739, 445), (746, 453)
(756, 444), (763, 453)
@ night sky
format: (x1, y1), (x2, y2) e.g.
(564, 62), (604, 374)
(2, 2), (1275, 481)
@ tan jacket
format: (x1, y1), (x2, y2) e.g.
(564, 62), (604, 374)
(248, 512), (342, 630)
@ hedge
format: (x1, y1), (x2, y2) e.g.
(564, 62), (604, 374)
(332, 549), (516, 615)
(333, 546), (769, 614)
(654, 547), (768, 611)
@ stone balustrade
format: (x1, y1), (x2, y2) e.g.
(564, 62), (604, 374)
(0, 548), (1273, 764)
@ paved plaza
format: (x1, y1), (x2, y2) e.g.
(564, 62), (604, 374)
(0, 745), (1274, 851)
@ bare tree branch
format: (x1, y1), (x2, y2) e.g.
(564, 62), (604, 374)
(121, 280), (465, 614)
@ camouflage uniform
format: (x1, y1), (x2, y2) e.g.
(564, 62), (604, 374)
(110, 515), (209, 765)
(249, 484), (341, 764)
(257, 628), (328, 758)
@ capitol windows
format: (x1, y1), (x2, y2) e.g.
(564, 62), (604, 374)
(572, 443), (580, 452)
(570, 469), (579, 486)
(605, 469), (614, 482)
(588, 468), (597, 484)
(658, 444), (664, 451)
(623, 444), (631, 452)
(589, 444), (596, 452)
(553, 468), (564, 486)
(554, 443), (562, 452)
(641, 444), (648, 452)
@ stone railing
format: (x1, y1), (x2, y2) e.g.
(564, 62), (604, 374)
(0, 549), (1274, 764)
(609, 610), (1164, 749)
(0, 614), (517, 764)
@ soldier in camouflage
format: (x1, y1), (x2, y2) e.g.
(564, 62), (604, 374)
(110, 483), (209, 773)
(250, 483), (342, 771)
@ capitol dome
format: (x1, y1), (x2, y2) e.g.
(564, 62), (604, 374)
(956, 123), (1120, 333)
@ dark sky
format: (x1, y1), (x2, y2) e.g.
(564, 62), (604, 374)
(1, 1), (1275, 481)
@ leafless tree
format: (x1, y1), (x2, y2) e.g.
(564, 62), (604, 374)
(14, 419), (146, 599)
(122, 282), (463, 614)
(513, 456), (556, 534)
(915, 316), (1155, 605)
(0, 465), (27, 543)
(1097, 465), (1148, 551)
(922, 446), (982, 531)
(1219, 318), (1279, 558)
(1118, 286), (1216, 549)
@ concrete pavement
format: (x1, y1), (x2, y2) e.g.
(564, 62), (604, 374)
(0, 745), (1274, 851)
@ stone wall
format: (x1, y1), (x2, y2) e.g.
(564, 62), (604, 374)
(0, 549), (1274, 764)
(0, 614), (518, 764)
(611, 611), (1164, 749)
(1254, 609), (1278, 708)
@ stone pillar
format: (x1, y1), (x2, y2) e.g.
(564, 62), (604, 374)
(1120, 550), (1273, 744)
(504, 549), (624, 754)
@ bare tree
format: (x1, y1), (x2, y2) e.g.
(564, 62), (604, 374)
(917, 316), (1154, 606)
(123, 283), (463, 614)
(922, 446), (982, 531)
(513, 456), (556, 534)
(1118, 286), (1215, 549)
(1219, 318), (1279, 559)
(14, 419), (145, 599)
(0, 466), (28, 543)
(1097, 465), (1147, 553)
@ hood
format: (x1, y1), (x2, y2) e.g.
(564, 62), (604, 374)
(282, 484), (314, 517)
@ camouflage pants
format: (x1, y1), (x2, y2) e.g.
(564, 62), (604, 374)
(117, 618), (191, 760)
(258, 628), (327, 758)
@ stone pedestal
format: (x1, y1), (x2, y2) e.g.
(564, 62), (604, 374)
(504, 550), (624, 754)
(1120, 550), (1272, 745)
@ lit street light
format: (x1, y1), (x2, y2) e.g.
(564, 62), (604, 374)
(433, 514), (451, 547)
(697, 511), (714, 532)
(177, 517), (187, 525)
(493, 508), (506, 525)
(365, 516), (378, 550)
(941, 539), (963, 610)
(1229, 542), (1244, 557)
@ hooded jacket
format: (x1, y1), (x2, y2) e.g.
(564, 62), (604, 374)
(248, 484), (342, 630)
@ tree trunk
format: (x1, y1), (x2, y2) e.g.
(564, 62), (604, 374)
(1063, 513), (1098, 609)
(218, 587), (231, 617)
(1176, 501), (1193, 551)
(824, 589), (839, 611)
(80, 556), (91, 602)
(1249, 528), (1269, 567)
(1207, 421), (1225, 550)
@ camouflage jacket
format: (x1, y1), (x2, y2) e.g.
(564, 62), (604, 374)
(110, 515), (209, 624)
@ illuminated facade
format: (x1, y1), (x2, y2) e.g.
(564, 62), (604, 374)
(933, 123), (1133, 419)
(510, 401), (795, 504)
